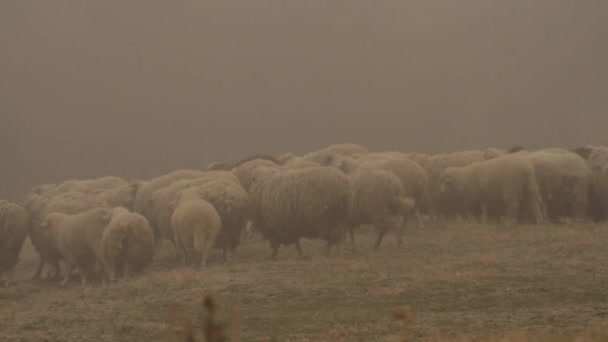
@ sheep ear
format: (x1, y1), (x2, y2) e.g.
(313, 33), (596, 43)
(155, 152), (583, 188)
(40, 221), (49, 228)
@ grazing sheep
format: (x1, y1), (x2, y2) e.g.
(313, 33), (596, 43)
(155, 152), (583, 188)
(573, 145), (608, 221)
(232, 158), (280, 193)
(427, 150), (501, 219)
(99, 207), (155, 282)
(206, 155), (279, 171)
(249, 166), (352, 259)
(148, 175), (248, 261)
(282, 159), (320, 169)
(348, 168), (414, 250)
(40, 208), (112, 286)
(24, 179), (120, 280)
(171, 192), (222, 268)
(134, 170), (236, 240)
(438, 154), (544, 225)
(0, 200), (29, 287)
(513, 149), (592, 222)
(302, 143), (369, 166)
(333, 154), (428, 228)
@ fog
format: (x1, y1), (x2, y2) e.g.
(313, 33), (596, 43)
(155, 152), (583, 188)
(2, 0), (607, 202)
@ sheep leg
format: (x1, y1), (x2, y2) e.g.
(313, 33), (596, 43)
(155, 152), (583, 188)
(51, 260), (62, 279)
(348, 226), (357, 251)
(270, 241), (280, 260)
(78, 268), (89, 287)
(416, 208), (424, 228)
(32, 258), (45, 280)
(295, 239), (303, 256)
(61, 264), (75, 287)
(374, 231), (385, 250)
(324, 242), (333, 257)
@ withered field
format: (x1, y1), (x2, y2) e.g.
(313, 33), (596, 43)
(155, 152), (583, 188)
(2, 221), (608, 341)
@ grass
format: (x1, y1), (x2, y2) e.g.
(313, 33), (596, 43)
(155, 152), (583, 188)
(2, 221), (608, 341)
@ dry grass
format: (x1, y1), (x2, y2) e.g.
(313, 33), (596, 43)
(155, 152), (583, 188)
(2, 221), (608, 341)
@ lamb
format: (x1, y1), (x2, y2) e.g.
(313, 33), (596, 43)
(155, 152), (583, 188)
(249, 166), (352, 259)
(438, 154), (544, 225)
(0, 200), (29, 287)
(40, 207), (113, 286)
(171, 192), (222, 268)
(99, 207), (155, 282)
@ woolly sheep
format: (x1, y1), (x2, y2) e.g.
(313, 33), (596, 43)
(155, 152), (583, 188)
(334, 154), (428, 228)
(146, 173), (240, 235)
(427, 150), (501, 218)
(99, 207), (155, 282)
(282, 159), (321, 169)
(249, 166), (352, 259)
(171, 192), (222, 268)
(513, 149), (592, 222)
(0, 200), (29, 287)
(302, 143), (369, 166)
(206, 155), (279, 171)
(40, 207), (113, 286)
(573, 145), (608, 221)
(134, 170), (236, 239)
(232, 158), (280, 193)
(348, 168), (415, 250)
(438, 154), (544, 225)
(23, 176), (133, 280)
(25, 188), (111, 280)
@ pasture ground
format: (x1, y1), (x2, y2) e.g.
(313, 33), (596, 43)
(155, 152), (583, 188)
(2, 221), (608, 341)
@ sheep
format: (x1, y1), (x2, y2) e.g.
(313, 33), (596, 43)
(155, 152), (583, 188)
(427, 150), (501, 219)
(332, 154), (428, 228)
(573, 145), (608, 221)
(438, 154), (544, 225)
(302, 143), (369, 166)
(348, 168), (415, 250)
(40, 207), (113, 286)
(146, 171), (242, 241)
(206, 155), (279, 171)
(0, 200), (29, 287)
(22, 175), (135, 280)
(99, 207), (155, 282)
(171, 191), (222, 269)
(25, 188), (111, 280)
(513, 149), (592, 222)
(134, 169), (237, 240)
(232, 158), (280, 193)
(249, 166), (352, 259)
(282, 159), (320, 170)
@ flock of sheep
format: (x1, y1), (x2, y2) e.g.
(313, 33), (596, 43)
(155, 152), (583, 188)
(1, 143), (608, 287)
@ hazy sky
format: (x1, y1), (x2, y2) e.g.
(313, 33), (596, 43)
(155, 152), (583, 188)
(2, 0), (607, 202)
